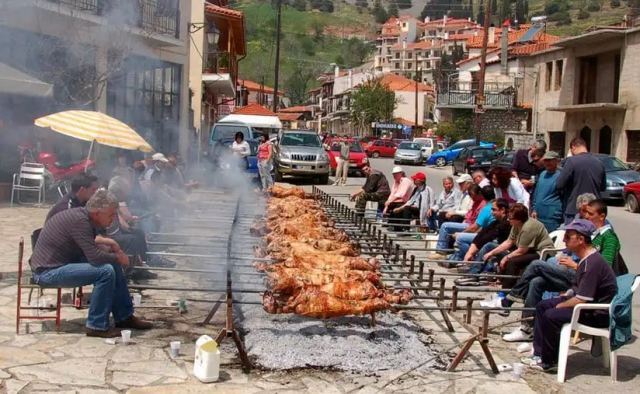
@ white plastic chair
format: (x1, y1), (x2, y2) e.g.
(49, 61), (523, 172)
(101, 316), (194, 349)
(11, 163), (46, 206)
(540, 229), (566, 260)
(557, 276), (640, 382)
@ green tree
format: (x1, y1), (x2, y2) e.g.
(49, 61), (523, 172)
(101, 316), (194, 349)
(419, 3), (429, 21)
(350, 78), (398, 134)
(372, 0), (388, 23)
(610, 0), (621, 7)
(515, 0), (527, 22)
(387, 1), (399, 18)
(355, 0), (369, 9)
(291, 0), (307, 11)
(586, 0), (601, 11)
(499, 0), (512, 19)
(285, 63), (320, 105)
(397, 0), (412, 9)
(476, 1), (485, 24)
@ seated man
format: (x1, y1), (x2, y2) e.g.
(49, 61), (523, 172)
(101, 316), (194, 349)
(384, 166), (415, 231)
(472, 170), (491, 188)
(392, 172), (433, 232)
(428, 184), (485, 259)
(444, 174), (474, 223)
(481, 203), (554, 290)
(29, 190), (152, 338)
(499, 199), (622, 342)
(426, 176), (460, 231)
(447, 186), (496, 262)
(351, 163), (390, 216)
(46, 173), (99, 222)
(521, 219), (617, 371)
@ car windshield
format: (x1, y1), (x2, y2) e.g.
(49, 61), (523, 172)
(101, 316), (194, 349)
(600, 156), (629, 172)
(447, 140), (473, 150)
(399, 142), (422, 150)
(280, 133), (321, 147)
(211, 124), (250, 141)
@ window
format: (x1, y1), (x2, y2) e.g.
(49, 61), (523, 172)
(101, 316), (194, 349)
(407, 52), (412, 59)
(545, 61), (553, 92)
(407, 62), (412, 69)
(395, 63), (400, 69)
(395, 52), (400, 59)
(554, 60), (563, 90)
(426, 62), (431, 69)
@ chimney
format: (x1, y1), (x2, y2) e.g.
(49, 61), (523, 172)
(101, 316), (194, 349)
(348, 69), (353, 88)
(488, 27), (496, 45)
(424, 16), (430, 23)
(443, 15), (448, 26)
(334, 65), (340, 78)
(501, 27), (508, 75)
(402, 37), (407, 49)
(444, 32), (449, 39)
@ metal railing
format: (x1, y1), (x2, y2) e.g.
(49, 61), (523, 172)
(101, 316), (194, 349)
(48, 0), (99, 12)
(437, 91), (515, 108)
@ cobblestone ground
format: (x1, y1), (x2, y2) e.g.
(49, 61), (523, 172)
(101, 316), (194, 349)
(0, 193), (638, 393)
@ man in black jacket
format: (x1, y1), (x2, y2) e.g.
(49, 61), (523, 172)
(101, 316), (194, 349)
(350, 163), (391, 215)
(556, 137), (606, 224)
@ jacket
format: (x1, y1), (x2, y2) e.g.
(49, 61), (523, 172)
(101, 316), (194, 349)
(401, 185), (434, 226)
(610, 274), (638, 351)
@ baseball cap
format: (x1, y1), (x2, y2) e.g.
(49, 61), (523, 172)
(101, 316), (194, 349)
(456, 173), (473, 184)
(411, 172), (426, 182)
(542, 151), (560, 160)
(392, 166), (404, 174)
(152, 153), (169, 163)
(564, 219), (596, 238)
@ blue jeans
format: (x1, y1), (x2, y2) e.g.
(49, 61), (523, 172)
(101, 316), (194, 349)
(449, 232), (476, 261)
(33, 263), (133, 331)
(436, 222), (467, 250)
(258, 160), (273, 190)
(507, 259), (576, 321)
(468, 242), (501, 274)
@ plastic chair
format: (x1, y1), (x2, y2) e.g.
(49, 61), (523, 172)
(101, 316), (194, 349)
(540, 229), (566, 260)
(11, 162), (46, 206)
(557, 276), (640, 382)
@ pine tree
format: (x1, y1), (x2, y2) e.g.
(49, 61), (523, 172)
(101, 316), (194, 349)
(372, 0), (388, 23)
(387, 1), (399, 17)
(499, 0), (511, 20)
(477, 1), (485, 25)
(355, 0), (368, 9)
(397, 0), (412, 10)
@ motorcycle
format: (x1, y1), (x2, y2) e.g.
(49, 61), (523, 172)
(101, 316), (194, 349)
(18, 143), (96, 197)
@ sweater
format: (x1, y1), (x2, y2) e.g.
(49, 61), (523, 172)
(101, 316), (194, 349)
(592, 225), (621, 266)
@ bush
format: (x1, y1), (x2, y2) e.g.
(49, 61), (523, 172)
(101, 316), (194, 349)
(586, 0), (601, 12)
(577, 9), (590, 19)
(551, 10), (572, 25)
(610, 0), (621, 7)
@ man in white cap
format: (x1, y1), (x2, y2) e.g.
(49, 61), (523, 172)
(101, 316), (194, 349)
(384, 166), (415, 231)
(443, 173), (473, 222)
(141, 153), (169, 183)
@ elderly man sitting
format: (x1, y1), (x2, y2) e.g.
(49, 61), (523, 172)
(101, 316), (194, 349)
(30, 190), (152, 337)
(391, 172), (433, 232)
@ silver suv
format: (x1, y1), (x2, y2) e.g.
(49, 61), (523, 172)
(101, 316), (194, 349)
(273, 130), (330, 184)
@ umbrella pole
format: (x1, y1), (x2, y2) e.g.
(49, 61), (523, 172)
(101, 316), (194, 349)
(85, 140), (95, 172)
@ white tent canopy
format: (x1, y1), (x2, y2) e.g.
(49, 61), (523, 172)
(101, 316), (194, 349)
(218, 114), (282, 129)
(0, 62), (53, 98)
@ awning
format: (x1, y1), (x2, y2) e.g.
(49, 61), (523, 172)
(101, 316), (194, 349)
(203, 73), (235, 97)
(547, 103), (627, 113)
(0, 62), (53, 98)
(218, 114), (282, 129)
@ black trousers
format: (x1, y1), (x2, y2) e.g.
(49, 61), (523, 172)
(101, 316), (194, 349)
(386, 202), (406, 231)
(499, 252), (540, 289)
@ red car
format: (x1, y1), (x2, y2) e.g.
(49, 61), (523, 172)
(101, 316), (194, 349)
(326, 140), (369, 176)
(366, 139), (397, 158)
(624, 181), (640, 213)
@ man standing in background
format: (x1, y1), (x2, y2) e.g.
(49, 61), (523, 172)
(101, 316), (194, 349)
(333, 140), (350, 186)
(512, 140), (546, 191)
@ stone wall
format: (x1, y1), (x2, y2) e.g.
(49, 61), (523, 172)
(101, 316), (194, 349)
(504, 131), (540, 150)
(477, 108), (528, 134)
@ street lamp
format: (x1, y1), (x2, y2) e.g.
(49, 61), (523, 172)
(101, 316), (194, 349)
(189, 22), (220, 46)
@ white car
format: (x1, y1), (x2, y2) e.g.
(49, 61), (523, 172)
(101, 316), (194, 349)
(413, 137), (438, 159)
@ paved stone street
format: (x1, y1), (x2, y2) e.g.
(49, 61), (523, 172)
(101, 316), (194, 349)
(0, 180), (638, 393)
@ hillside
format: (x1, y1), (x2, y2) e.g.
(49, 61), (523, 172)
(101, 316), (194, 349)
(234, 0), (377, 105)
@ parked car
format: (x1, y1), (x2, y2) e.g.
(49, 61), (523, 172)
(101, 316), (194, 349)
(208, 121), (258, 175)
(595, 154), (640, 200)
(452, 146), (499, 175)
(491, 150), (515, 170)
(273, 130), (330, 184)
(394, 142), (424, 165)
(413, 137), (438, 159)
(366, 139), (397, 158)
(326, 140), (369, 176)
(426, 139), (495, 167)
(624, 182), (640, 213)
(357, 136), (378, 150)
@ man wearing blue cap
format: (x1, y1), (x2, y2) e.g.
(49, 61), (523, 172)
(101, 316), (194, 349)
(522, 219), (617, 371)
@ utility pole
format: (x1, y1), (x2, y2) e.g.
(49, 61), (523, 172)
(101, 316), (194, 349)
(414, 63), (422, 137)
(273, 0), (282, 113)
(475, 0), (492, 143)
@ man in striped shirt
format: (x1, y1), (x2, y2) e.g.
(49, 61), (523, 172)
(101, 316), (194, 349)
(30, 190), (152, 337)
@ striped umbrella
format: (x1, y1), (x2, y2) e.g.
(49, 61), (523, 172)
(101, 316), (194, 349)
(34, 110), (153, 153)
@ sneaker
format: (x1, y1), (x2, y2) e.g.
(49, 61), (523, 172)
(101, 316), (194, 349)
(520, 355), (542, 367)
(454, 277), (479, 286)
(521, 356), (557, 372)
(517, 343), (533, 354)
(426, 253), (445, 260)
(479, 297), (510, 316)
(503, 327), (533, 342)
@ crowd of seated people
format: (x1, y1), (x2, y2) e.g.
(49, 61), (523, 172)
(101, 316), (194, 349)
(29, 151), (195, 337)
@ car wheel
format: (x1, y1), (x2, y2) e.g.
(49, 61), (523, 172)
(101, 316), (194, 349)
(274, 166), (283, 182)
(435, 157), (446, 167)
(626, 194), (640, 213)
(372, 151), (380, 158)
(393, 160), (398, 164)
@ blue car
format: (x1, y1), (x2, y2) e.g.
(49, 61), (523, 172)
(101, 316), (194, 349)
(426, 139), (496, 167)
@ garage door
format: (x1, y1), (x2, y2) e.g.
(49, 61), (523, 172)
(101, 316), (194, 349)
(627, 130), (640, 162)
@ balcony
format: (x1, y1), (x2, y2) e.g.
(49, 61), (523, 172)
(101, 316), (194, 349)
(42, 0), (180, 38)
(437, 80), (518, 110)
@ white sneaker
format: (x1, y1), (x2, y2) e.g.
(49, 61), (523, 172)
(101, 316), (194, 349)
(517, 343), (532, 354)
(503, 327), (533, 342)
(479, 297), (502, 308)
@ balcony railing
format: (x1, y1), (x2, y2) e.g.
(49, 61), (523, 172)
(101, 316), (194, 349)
(46, 0), (179, 38)
(437, 91), (515, 108)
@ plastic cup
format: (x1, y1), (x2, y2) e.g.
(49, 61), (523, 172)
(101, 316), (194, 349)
(132, 294), (142, 307)
(512, 362), (525, 378)
(121, 330), (131, 345)
(170, 341), (181, 358)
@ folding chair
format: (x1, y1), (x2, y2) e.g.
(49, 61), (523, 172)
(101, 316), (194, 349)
(540, 229), (566, 260)
(11, 162), (46, 206)
(557, 275), (640, 382)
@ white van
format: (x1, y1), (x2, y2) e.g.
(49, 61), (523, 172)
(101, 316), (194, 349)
(413, 137), (438, 159)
